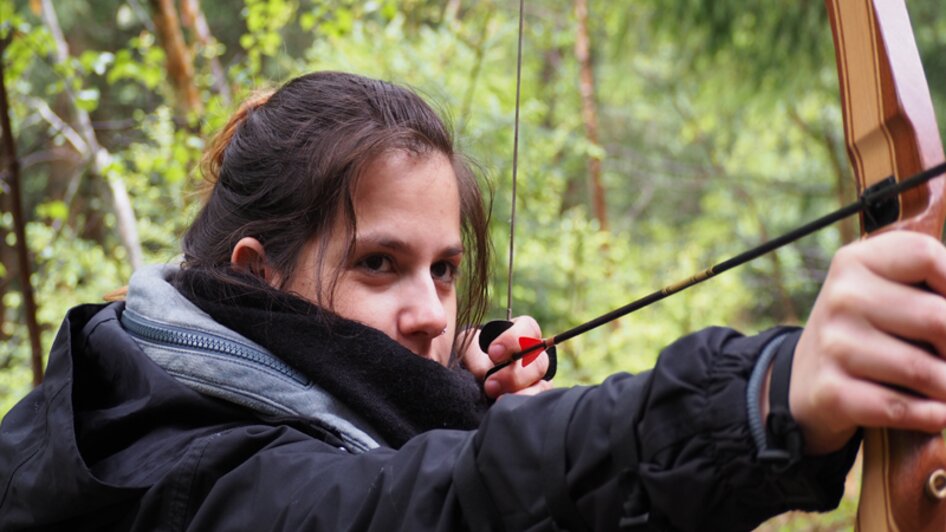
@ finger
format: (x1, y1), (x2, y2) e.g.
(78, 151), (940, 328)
(840, 327), (946, 401)
(486, 315), (542, 364)
(512, 379), (554, 397)
(846, 277), (946, 356)
(491, 370), (554, 400)
(484, 351), (550, 399)
(844, 232), (946, 294)
(826, 378), (946, 434)
(478, 320), (513, 353)
(459, 328), (492, 379)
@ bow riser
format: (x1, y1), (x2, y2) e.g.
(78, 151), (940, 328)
(827, 0), (946, 530)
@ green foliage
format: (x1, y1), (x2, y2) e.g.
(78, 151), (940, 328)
(108, 35), (166, 90)
(4, 2), (946, 527)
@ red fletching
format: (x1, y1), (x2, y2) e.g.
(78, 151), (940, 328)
(518, 336), (544, 367)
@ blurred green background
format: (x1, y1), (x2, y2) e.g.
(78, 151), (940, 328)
(3, 0), (946, 528)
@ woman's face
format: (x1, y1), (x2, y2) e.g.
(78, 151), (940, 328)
(286, 151), (462, 365)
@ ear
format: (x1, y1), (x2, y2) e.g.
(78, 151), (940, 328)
(230, 237), (274, 282)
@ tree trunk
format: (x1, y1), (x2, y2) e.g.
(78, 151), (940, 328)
(180, 0), (229, 106)
(149, 0), (203, 115)
(0, 36), (45, 385)
(574, 0), (608, 231)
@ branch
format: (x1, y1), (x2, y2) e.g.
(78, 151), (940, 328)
(39, 0), (144, 270)
(27, 96), (89, 155)
(19, 147), (82, 170)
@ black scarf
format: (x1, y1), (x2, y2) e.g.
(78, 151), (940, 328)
(174, 269), (488, 448)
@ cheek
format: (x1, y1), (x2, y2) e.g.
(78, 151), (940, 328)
(432, 338), (453, 366)
(434, 296), (459, 363)
(445, 293), (458, 322)
(283, 275), (318, 304)
(330, 283), (398, 334)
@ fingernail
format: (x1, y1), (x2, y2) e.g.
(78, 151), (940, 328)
(484, 379), (501, 398)
(488, 344), (507, 359)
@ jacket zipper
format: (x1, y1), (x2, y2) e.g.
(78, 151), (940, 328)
(121, 308), (308, 385)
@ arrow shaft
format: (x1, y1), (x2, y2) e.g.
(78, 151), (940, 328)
(501, 162), (946, 365)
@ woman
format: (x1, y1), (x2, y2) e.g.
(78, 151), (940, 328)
(2, 71), (946, 531)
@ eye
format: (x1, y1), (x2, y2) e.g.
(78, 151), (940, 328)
(431, 261), (459, 284)
(357, 254), (394, 274)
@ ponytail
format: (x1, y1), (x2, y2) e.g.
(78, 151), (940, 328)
(198, 91), (274, 200)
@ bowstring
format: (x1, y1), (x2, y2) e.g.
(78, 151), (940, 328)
(506, 0), (525, 321)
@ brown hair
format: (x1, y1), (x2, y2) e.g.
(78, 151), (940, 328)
(181, 71), (491, 362)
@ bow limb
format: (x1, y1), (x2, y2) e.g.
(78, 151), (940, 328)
(826, 1), (946, 529)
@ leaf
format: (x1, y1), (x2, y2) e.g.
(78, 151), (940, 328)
(36, 201), (69, 222)
(75, 88), (100, 112)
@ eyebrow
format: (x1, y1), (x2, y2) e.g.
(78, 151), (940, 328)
(354, 233), (464, 257)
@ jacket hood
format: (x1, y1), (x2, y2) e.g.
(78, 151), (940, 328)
(124, 264), (385, 451)
(0, 303), (267, 529)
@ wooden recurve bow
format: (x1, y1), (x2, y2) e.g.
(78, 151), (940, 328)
(826, 1), (946, 529)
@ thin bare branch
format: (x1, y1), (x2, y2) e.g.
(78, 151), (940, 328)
(39, 0), (144, 270)
(27, 97), (89, 154)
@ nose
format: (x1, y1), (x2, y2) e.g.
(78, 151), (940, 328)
(398, 274), (448, 342)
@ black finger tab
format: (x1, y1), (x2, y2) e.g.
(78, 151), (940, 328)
(478, 319), (514, 352)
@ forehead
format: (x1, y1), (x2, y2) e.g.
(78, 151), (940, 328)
(353, 151), (461, 227)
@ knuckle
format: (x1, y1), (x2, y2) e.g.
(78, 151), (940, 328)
(513, 315), (542, 337)
(883, 395), (910, 424)
(914, 235), (942, 268)
(819, 330), (853, 365)
(831, 279), (866, 310)
(820, 277), (865, 317)
(831, 244), (861, 272)
(810, 378), (842, 411)
(902, 355), (934, 391)
(920, 299), (946, 336)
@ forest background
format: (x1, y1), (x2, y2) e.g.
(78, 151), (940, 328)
(2, 0), (946, 529)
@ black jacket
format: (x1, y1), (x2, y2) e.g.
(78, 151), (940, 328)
(0, 302), (857, 531)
